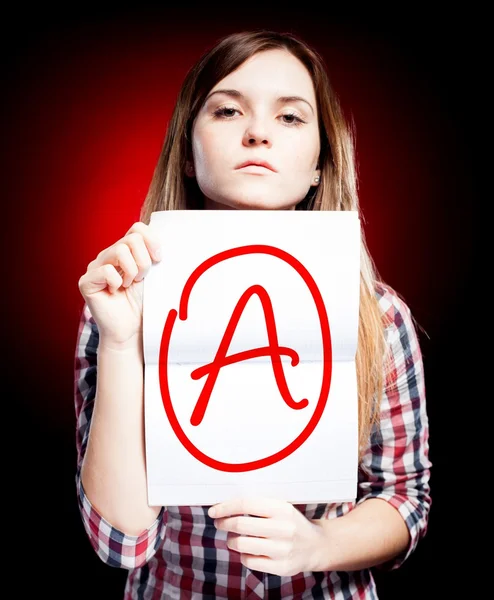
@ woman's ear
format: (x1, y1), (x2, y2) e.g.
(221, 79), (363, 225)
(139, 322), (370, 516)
(185, 160), (195, 178)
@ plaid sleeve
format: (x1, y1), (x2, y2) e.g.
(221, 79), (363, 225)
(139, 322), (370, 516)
(74, 303), (167, 569)
(356, 285), (432, 570)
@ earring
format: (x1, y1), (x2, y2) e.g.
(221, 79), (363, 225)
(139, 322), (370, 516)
(314, 176), (320, 184)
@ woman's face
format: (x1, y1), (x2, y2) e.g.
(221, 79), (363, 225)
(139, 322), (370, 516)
(191, 49), (321, 210)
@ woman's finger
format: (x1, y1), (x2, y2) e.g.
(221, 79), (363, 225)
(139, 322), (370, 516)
(89, 230), (159, 285)
(79, 264), (123, 297)
(125, 221), (162, 262)
(214, 515), (286, 539)
(111, 242), (140, 287)
(116, 233), (154, 282)
(209, 497), (293, 520)
(227, 533), (286, 559)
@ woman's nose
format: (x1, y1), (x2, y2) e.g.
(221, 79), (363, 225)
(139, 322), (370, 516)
(242, 118), (272, 147)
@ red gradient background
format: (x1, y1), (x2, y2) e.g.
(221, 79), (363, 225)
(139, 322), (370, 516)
(6, 9), (474, 600)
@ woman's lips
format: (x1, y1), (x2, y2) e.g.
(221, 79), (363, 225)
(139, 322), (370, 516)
(236, 164), (276, 174)
(235, 159), (277, 172)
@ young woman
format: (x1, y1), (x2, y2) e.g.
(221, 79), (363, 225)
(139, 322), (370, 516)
(75, 29), (431, 599)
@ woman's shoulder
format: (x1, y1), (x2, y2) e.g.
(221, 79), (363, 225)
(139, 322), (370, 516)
(373, 280), (416, 333)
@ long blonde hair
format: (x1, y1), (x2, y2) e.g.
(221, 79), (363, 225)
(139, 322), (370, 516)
(140, 30), (391, 457)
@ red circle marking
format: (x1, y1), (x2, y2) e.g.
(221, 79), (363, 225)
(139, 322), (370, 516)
(159, 244), (332, 472)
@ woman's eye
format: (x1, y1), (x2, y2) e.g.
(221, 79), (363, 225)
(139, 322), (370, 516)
(213, 107), (240, 118)
(281, 112), (305, 126)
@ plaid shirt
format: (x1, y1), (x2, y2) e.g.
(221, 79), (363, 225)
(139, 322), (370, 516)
(74, 282), (431, 599)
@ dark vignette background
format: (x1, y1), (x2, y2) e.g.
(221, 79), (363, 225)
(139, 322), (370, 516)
(5, 7), (477, 599)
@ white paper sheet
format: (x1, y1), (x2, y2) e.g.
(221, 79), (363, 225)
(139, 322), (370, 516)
(143, 210), (361, 506)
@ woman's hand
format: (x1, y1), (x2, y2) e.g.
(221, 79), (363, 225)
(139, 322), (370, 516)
(209, 497), (329, 577)
(78, 221), (162, 349)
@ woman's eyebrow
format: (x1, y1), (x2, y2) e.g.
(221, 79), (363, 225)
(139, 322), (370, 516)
(205, 89), (314, 114)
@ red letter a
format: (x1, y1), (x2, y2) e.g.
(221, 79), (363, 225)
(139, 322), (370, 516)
(189, 284), (308, 426)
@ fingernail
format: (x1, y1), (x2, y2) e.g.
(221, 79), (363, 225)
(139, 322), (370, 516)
(208, 507), (216, 518)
